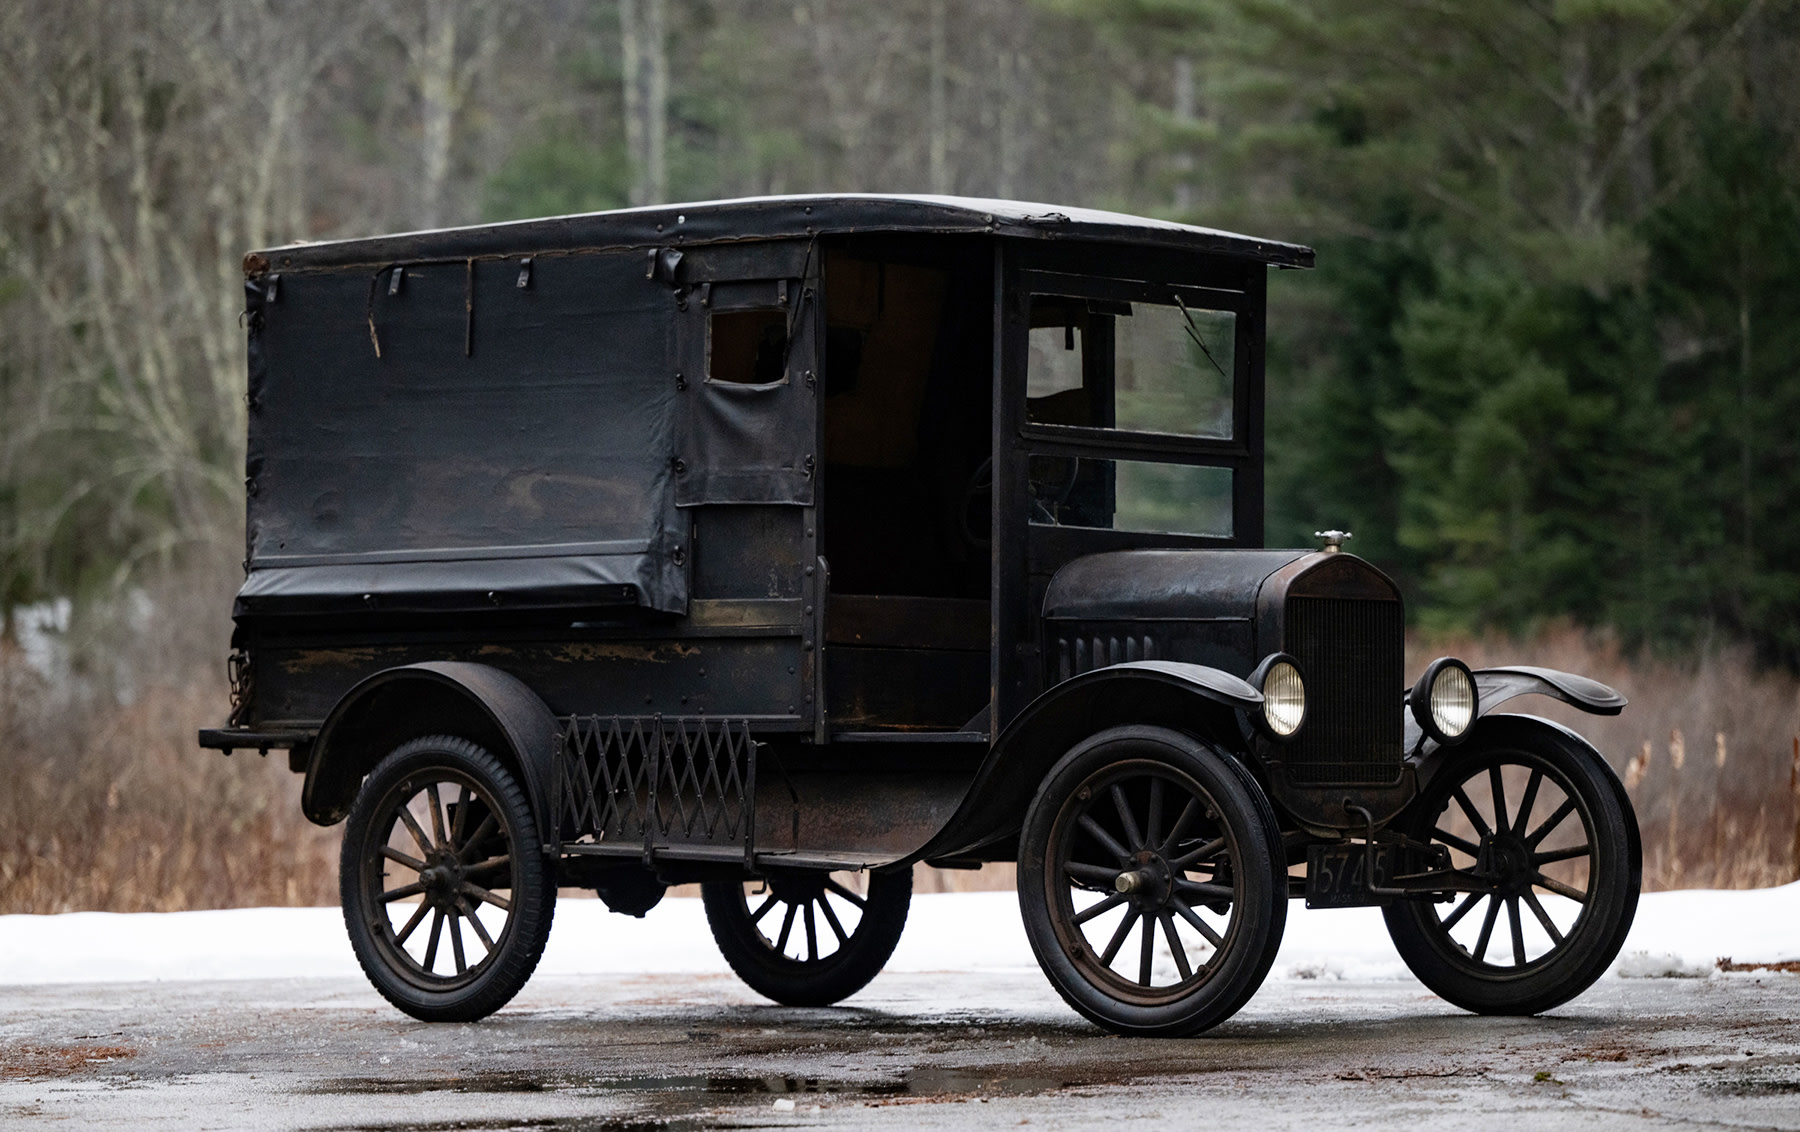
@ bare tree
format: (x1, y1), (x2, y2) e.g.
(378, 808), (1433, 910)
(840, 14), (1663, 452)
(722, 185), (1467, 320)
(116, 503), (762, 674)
(620, 0), (669, 205)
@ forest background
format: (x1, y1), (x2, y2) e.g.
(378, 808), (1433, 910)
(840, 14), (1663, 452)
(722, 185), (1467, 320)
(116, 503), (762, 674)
(1, 0), (1797, 911)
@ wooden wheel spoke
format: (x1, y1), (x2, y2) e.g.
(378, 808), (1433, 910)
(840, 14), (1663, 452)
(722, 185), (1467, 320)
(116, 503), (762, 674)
(396, 806), (433, 855)
(750, 891), (780, 924)
(461, 881), (511, 912)
(1167, 837), (1226, 871)
(1526, 798), (1577, 848)
(1144, 779), (1165, 854)
(1489, 766), (1510, 834)
(381, 881), (427, 903)
(380, 845), (426, 871)
(818, 893), (850, 946)
(450, 784), (471, 846)
(824, 879), (867, 909)
(1065, 861), (1123, 886)
(1432, 828), (1482, 858)
(393, 899), (431, 945)
(1172, 899), (1223, 947)
(1533, 871), (1588, 904)
(1138, 914), (1156, 985)
(455, 897), (496, 951)
(1159, 913), (1192, 981)
(422, 909), (445, 971)
(1074, 892), (1127, 925)
(1522, 889), (1564, 945)
(1159, 798), (1200, 857)
(774, 902), (798, 953)
(1507, 896), (1526, 968)
(1077, 813), (1132, 864)
(1472, 896), (1501, 962)
(426, 783), (448, 847)
(1514, 770), (1544, 835)
(456, 813), (498, 861)
(803, 901), (819, 961)
(1099, 909), (1140, 966)
(448, 908), (467, 974)
(463, 853), (511, 878)
(1453, 788), (1492, 838)
(1109, 785), (1144, 852)
(1533, 843), (1590, 866)
(1174, 878), (1233, 903)
(1439, 891), (1483, 932)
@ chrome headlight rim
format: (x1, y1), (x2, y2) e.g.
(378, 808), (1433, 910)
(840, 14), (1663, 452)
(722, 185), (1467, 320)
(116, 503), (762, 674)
(1249, 652), (1306, 741)
(1409, 656), (1479, 746)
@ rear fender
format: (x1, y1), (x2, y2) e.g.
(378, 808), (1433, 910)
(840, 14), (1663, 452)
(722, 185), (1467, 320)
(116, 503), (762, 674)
(302, 662), (559, 847)
(905, 661), (1263, 863)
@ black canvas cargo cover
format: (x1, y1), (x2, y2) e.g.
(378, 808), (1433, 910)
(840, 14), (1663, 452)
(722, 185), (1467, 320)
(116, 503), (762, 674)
(234, 195), (1312, 625)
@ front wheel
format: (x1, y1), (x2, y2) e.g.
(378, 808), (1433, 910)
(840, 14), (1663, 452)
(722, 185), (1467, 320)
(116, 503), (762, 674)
(702, 869), (912, 1006)
(1018, 726), (1288, 1037)
(1383, 718), (1640, 1015)
(340, 735), (556, 1022)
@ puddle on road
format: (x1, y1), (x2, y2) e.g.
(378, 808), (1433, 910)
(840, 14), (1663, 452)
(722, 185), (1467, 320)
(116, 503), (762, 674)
(319, 1066), (1089, 1100)
(315, 1067), (1097, 1132)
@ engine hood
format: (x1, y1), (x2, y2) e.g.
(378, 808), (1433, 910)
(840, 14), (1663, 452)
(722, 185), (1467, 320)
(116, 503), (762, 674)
(1042, 549), (1311, 622)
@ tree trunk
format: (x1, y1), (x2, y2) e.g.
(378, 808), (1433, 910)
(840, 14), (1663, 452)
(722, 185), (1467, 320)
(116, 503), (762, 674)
(621, 0), (668, 206)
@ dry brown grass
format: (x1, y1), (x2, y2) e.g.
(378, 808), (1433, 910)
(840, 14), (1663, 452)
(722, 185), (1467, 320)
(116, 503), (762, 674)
(0, 649), (340, 913)
(3, 604), (1793, 914)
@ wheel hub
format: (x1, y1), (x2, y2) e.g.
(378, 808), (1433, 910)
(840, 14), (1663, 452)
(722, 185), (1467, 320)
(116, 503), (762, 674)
(1477, 832), (1533, 893)
(1117, 852), (1174, 908)
(420, 852), (464, 906)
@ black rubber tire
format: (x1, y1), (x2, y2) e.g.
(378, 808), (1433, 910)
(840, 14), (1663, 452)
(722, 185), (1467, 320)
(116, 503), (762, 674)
(1383, 717), (1640, 1015)
(702, 868), (912, 1006)
(340, 735), (556, 1022)
(1017, 725), (1288, 1037)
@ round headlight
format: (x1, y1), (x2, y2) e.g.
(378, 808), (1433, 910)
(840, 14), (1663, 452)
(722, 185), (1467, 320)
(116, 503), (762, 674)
(1258, 657), (1306, 738)
(1410, 657), (1478, 745)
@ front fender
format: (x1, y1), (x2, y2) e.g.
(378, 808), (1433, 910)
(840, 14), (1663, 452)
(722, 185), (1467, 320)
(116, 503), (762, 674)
(1474, 666), (1627, 716)
(1412, 711), (1630, 803)
(901, 661), (1263, 864)
(1405, 664), (1626, 755)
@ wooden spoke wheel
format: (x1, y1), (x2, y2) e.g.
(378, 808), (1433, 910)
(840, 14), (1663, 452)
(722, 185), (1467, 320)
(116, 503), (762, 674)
(1019, 726), (1287, 1037)
(702, 868), (911, 1007)
(1384, 719), (1640, 1015)
(340, 736), (556, 1022)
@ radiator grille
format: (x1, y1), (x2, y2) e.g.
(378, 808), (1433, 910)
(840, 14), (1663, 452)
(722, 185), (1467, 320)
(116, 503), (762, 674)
(1283, 597), (1404, 784)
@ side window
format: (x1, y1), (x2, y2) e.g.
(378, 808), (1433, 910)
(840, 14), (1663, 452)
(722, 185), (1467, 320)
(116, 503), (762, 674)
(709, 309), (789, 386)
(674, 279), (818, 506)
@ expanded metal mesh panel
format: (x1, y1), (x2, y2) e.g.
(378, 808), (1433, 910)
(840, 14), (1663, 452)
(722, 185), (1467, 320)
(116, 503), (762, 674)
(557, 716), (756, 855)
(1284, 597), (1404, 784)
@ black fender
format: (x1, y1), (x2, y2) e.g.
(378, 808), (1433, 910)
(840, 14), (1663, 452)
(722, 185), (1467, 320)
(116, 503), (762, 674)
(301, 661), (560, 848)
(1473, 666), (1627, 716)
(903, 661), (1264, 864)
(1404, 665), (1626, 755)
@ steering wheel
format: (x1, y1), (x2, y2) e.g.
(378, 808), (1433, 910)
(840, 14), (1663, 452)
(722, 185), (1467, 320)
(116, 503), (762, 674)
(1028, 455), (1081, 525)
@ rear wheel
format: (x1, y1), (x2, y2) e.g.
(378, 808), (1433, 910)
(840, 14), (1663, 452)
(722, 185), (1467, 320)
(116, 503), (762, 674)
(1383, 720), (1640, 1014)
(340, 735), (556, 1022)
(702, 869), (911, 1006)
(1018, 726), (1287, 1037)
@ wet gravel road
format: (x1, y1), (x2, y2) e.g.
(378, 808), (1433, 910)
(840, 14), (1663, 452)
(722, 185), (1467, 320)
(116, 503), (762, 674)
(2, 970), (1796, 1130)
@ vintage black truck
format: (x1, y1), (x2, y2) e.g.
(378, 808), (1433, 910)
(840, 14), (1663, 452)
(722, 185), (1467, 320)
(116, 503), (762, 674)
(201, 195), (1639, 1036)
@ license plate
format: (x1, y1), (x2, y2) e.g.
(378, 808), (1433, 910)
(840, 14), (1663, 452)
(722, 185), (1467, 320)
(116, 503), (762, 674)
(1305, 842), (1400, 908)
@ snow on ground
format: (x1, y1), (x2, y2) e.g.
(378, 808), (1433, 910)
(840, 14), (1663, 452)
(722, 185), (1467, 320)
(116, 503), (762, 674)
(2, 883), (1795, 988)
